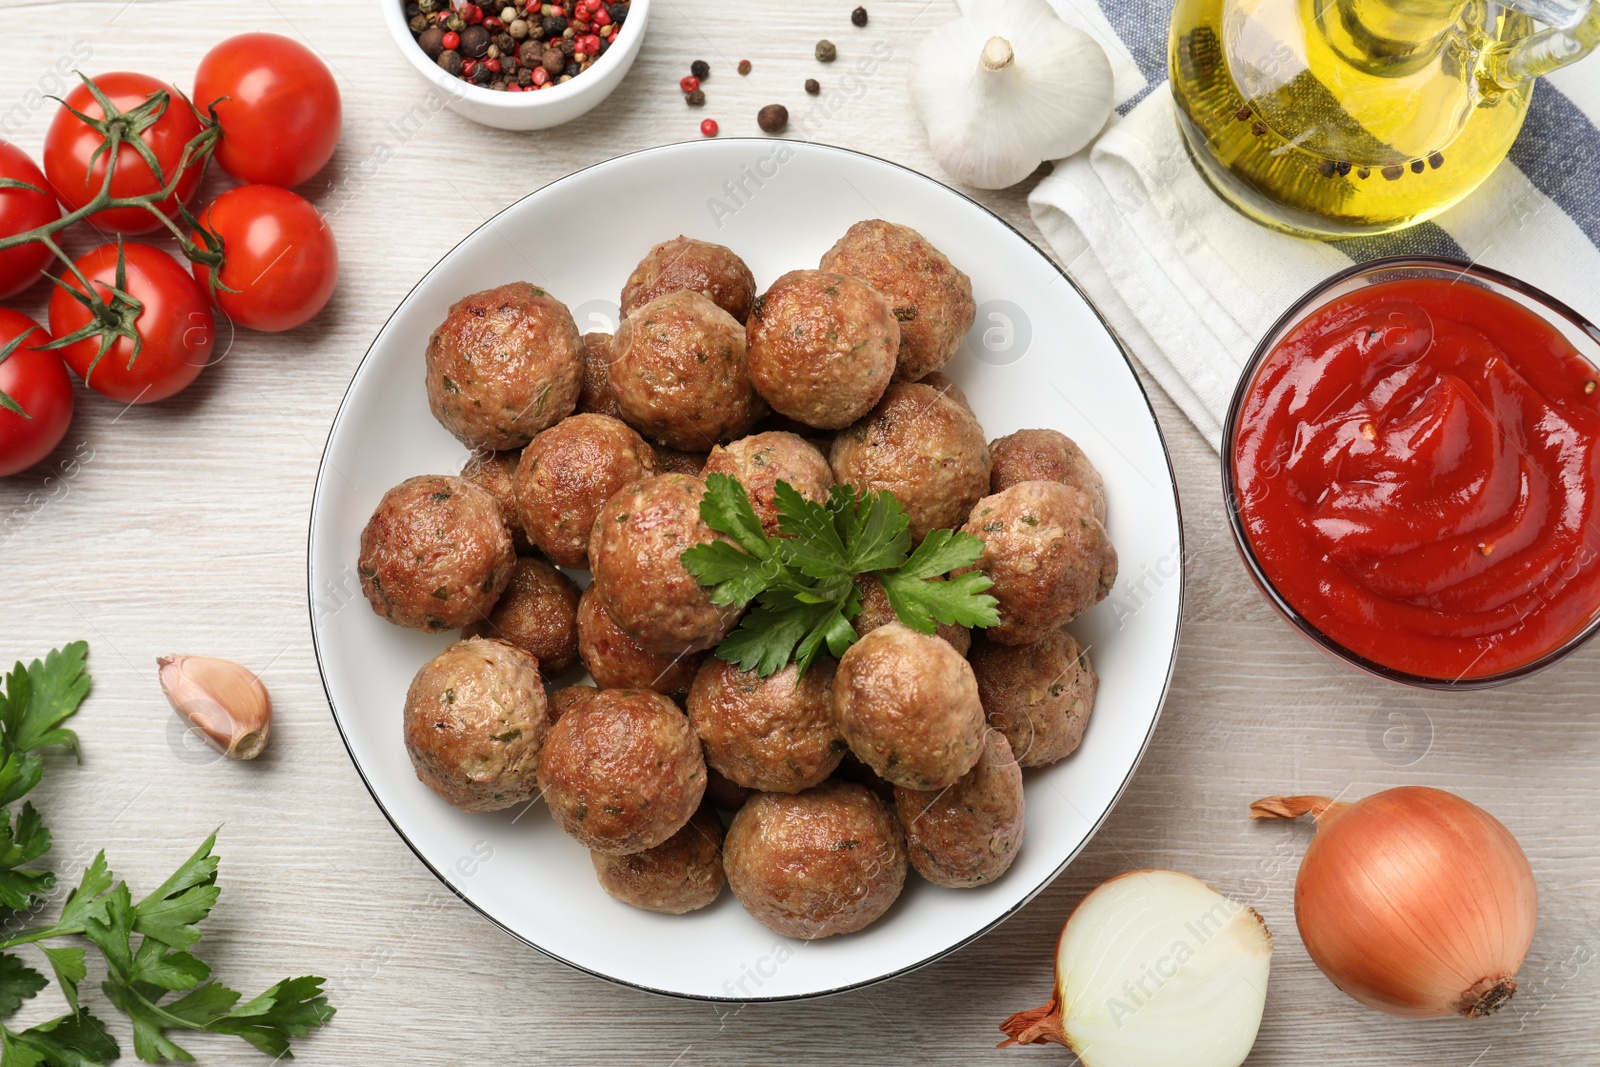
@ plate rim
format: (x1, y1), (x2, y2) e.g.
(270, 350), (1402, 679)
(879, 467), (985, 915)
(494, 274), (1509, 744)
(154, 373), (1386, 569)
(305, 137), (1187, 1003)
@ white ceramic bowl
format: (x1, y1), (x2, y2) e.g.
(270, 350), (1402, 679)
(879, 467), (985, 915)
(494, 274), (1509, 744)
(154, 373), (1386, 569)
(309, 140), (1184, 1000)
(379, 0), (649, 130)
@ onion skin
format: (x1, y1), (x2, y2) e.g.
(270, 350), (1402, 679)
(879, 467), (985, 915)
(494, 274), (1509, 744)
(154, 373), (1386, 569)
(1252, 787), (1537, 1019)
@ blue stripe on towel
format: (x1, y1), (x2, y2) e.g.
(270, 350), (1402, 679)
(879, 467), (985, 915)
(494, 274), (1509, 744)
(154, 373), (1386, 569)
(1508, 84), (1600, 251)
(1100, 0), (1175, 84)
(1338, 222), (1471, 262)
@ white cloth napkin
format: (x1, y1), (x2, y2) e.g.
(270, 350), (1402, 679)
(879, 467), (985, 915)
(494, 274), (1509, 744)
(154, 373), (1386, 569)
(1020, 2), (1600, 450)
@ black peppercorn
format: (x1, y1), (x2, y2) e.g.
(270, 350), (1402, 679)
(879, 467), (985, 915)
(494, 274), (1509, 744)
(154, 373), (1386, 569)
(419, 25), (446, 58)
(472, 63), (494, 85)
(852, 6), (868, 25)
(517, 66), (534, 86)
(738, 59), (752, 75)
(542, 14), (568, 36)
(691, 59), (710, 80)
(686, 88), (706, 107)
(816, 40), (837, 62)
(559, 37), (576, 56)
(805, 78), (820, 94)
(1383, 164), (1404, 180)
(1335, 160), (1351, 176)
(406, 1), (422, 16)
(1357, 166), (1371, 179)
(1319, 160), (1336, 177)
(437, 49), (464, 76)
(543, 48), (565, 75)
(461, 24), (491, 57)
(409, 13), (430, 34)
(607, 2), (629, 22)
(1410, 159), (1425, 173)
(758, 104), (789, 133)
(564, 61), (581, 78)
(1428, 151), (1445, 169)
(494, 31), (516, 53)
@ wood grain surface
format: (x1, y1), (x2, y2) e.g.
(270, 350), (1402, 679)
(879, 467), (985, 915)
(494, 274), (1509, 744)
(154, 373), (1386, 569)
(1, 1), (1597, 1063)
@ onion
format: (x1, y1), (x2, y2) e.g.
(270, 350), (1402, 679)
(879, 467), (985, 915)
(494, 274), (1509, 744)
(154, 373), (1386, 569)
(999, 869), (1272, 1067)
(1251, 786), (1538, 1018)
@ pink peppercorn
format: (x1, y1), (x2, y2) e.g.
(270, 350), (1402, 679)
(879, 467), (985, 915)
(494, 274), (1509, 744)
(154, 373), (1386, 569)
(701, 118), (719, 136)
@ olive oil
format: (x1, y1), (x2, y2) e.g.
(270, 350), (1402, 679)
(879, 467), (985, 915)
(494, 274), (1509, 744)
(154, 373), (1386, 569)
(1169, 0), (1535, 237)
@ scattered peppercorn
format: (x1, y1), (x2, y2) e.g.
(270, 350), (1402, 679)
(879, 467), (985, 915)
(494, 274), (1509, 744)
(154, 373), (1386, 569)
(1410, 158), (1425, 174)
(691, 59), (710, 80)
(852, 6), (868, 26)
(738, 59), (752, 75)
(701, 118), (719, 137)
(758, 103), (789, 133)
(681, 75), (700, 92)
(1429, 151), (1445, 169)
(805, 78), (820, 94)
(686, 88), (706, 107)
(816, 40), (837, 62)
(1382, 164), (1404, 180)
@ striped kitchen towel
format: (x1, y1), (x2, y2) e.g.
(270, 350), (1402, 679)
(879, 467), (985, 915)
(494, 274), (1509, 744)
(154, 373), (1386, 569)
(1020, 0), (1600, 450)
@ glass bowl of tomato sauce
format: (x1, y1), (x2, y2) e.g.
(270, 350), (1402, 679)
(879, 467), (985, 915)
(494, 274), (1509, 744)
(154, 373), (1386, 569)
(1224, 257), (1600, 689)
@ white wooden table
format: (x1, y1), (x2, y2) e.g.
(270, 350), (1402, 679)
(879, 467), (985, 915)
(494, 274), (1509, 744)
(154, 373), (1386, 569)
(2, 1), (1596, 1063)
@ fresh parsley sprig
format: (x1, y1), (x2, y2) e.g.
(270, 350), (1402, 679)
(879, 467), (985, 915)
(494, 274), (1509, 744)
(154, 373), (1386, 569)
(682, 475), (1000, 676)
(0, 643), (335, 1063)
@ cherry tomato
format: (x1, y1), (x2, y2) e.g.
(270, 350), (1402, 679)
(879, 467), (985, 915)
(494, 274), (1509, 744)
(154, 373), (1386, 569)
(0, 311), (73, 477)
(43, 72), (205, 235)
(0, 141), (61, 299)
(49, 243), (214, 404)
(194, 34), (342, 188)
(193, 185), (338, 332)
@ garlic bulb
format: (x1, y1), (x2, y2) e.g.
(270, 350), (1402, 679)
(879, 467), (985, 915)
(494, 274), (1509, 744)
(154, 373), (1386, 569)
(909, 0), (1114, 189)
(1000, 869), (1272, 1067)
(158, 655), (272, 760)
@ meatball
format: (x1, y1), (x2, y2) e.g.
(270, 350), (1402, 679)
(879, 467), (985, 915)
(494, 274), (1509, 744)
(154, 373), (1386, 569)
(918, 370), (971, 412)
(687, 658), (845, 793)
(462, 556), (580, 677)
(610, 290), (765, 451)
(621, 236), (758, 324)
(402, 637), (548, 812)
(854, 573), (971, 656)
(819, 220), (977, 382)
(989, 429), (1107, 524)
(588, 474), (742, 654)
(832, 750), (896, 801)
(514, 413), (657, 568)
(705, 767), (755, 812)
(961, 481), (1117, 645)
(833, 621), (984, 791)
(358, 475), (514, 632)
(549, 683), (600, 723)
(577, 586), (703, 695)
(654, 448), (708, 476)
(970, 628), (1098, 767)
(702, 432), (832, 537)
(576, 331), (623, 419)
(745, 270), (897, 430)
(724, 780), (907, 940)
(895, 730), (1025, 888)
(537, 688), (706, 854)
(424, 282), (583, 450)
(591, 807), (726, 914)
(459, 448), (531, 553)
(830, 382), (991, 542)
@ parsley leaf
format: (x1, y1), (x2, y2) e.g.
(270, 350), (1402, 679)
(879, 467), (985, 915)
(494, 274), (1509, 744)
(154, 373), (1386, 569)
(681, 479), (997, 676)
(697, 473), (772, 559)
(0, 647), (335, 1063)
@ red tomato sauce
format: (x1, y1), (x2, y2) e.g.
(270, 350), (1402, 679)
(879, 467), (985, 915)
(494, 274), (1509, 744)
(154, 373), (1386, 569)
(1233, 276), (1600, 680)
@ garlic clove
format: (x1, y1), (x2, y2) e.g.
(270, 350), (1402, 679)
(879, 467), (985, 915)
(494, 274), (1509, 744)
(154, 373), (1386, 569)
(910, 0), (1114, 190)
(158, 655), (272, 760)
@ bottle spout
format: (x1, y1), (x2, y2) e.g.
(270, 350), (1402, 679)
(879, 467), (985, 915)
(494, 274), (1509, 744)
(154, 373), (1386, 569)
(1484, 0), (1599, 86)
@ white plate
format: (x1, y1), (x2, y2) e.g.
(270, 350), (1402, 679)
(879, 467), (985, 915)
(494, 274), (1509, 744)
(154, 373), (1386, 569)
(308, 140), (1183, 1001)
